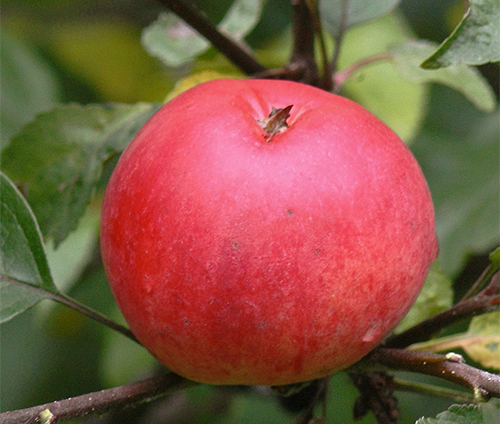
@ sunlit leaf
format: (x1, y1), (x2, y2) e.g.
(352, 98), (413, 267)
(416, 403), (485, 424)
(338, 12), (428, 142)
(320, 0), (401, 35)
(0, 102), (160, 246)
(142, 0), (264, 67)
(0, 172), (56, 323)
(390, 40), (496, 112)
(395, 261), (453, 333)
(422, 0), (500, 68)
(463, 312), (500, 369)
(142, 12), (209, 68)
(409, 312), (500, 370)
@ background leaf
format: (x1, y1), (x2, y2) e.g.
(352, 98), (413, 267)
(47, 20), (172, 103)
(320, 0), (401, 35)
(0, 30), (61, 148)
(142, 12), (209, 68)
(142, 0), (264, 67)
(422, 0), (500, 68)
(390, 39), (496, 112)
(411, 87), (499, 276)
(0, 172), (55, 323)
(0, 102), (160, 246)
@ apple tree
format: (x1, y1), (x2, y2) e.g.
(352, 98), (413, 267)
(1, 0), (499, 423)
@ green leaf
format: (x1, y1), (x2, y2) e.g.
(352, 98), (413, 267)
(142, 0), (264, 67)
(338, 12), (428, 142)
(411, 92), (499, 276)
(416, 403), (485, 424)
(390, 40), (496, 112)
(0, 171), (56, 323)
(0, 30), (61, 148)
(421, 0), (500, 69)
(395, 261), (453, 333)
(320, 0), (401, 35)
(1, 102), (160, 246)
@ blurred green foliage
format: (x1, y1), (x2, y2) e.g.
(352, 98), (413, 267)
(0, 0), (498, 423)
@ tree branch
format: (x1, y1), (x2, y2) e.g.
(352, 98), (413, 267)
(156, 0), (267, 75)
(350, 348), (500, 401)
(0, 372), (198, 424)
(385, 271), (499, 349)
(287, 0), (320, 87)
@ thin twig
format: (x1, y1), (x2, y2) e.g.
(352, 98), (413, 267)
(385, 271), (500, 349)
(156, 0), (267, 75)
(0, 373), (198, 424)
(333, 52), (392, 93)
(462, 255), (499, 300)
(330, 0), (350, 83)
(392, 378), (475, 403)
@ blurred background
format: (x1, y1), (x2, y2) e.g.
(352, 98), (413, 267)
(1, 0), (498, 422)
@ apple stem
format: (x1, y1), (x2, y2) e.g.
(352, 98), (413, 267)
(258, 105), (293, 142)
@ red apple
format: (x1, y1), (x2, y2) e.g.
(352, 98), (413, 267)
(100, 79), (438, 386)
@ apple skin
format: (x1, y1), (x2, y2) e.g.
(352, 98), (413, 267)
(100, 79), (438, 386)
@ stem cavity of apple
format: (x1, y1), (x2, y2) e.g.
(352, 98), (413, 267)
(258, 105), (293, 142)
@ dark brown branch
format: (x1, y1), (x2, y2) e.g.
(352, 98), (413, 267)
(287, 0), (320, 87)
(0, 373), (198, 424)
(349, 372), (400, 424)
(156, 0), (267, 75)
(294, 377), (330, 424)
(352, 348), (500, 401)
(385, 272), (500, 349)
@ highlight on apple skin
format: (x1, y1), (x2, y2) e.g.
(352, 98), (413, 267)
(100, 78), (439, 386)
